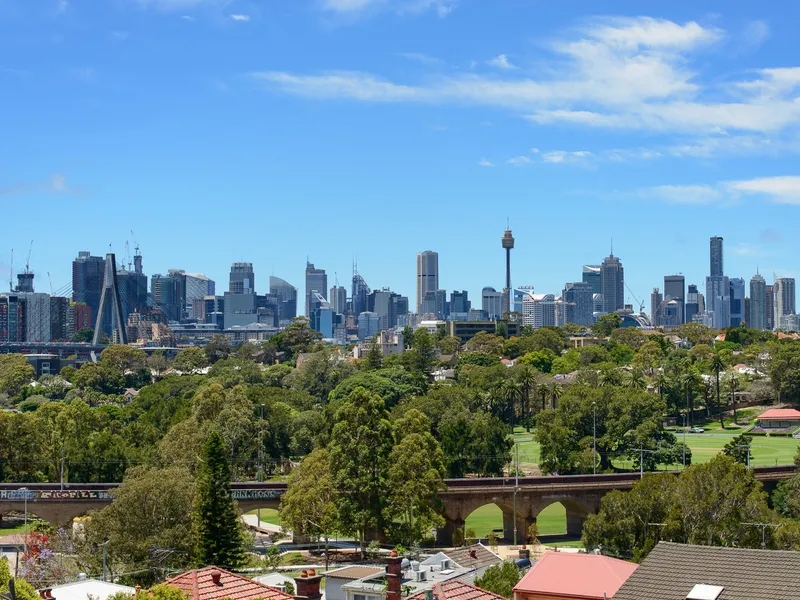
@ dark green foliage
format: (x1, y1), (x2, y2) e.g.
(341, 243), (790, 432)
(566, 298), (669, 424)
(770, 341), (800, 403)
(592, 313), (622, 337)
(71, 328), (94, 343)
(722, 434), (752, 465)
(192, 431), (246, 568)
(329, 367), (423, 409)
(474, 561), (521, 598)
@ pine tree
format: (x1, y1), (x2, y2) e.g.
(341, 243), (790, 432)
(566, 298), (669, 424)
(192, 431), (246, 568)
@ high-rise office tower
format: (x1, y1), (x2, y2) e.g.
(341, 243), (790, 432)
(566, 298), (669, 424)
(229, 263), (255, 295)
(309, 291), (333, 338)
(72, 251), (106, 328)
(330, 285), (347, 315)
(305, 261), (328, 317)
(749, 274), (767, 330)
(421, 289), (447, 320)
(482, 287), (503, 320)
(501, 228), (515, 315)
(664, 275), (685, 325)
(766, 284), (775, 331)
(416, 251), (439, 314)
(269, 276), (297, 323)
(650, 288), (663, 326)
(685, 284), (700, 323)
(562, 282), (593, 327)
(774, 277), (796, 329)
(729, 277), (746, 328)
(582, 265), (602, 294)
(184, 274), (214, 319)
(600, 252), (624, 313)
(450, 290), (470, 315)
(706, 236), (730, 329)
(710, 236), (724, 277)
(151, 272), (183, 322)
(352, 269), (370, 317)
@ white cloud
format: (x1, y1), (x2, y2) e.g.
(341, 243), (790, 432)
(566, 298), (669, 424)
(541, 150), (592, 163)
(253, 16), (800, 149)
(732, 243), (767, 257)
(395, 52), (444, 66)
(321, 0), (454, 16)
(486, 54), (516, 70)
(727, 176), (800, 204)
(322, 0), (381, 11)
(478, 158), (494, 167)
(230, 14), (250, 21)
(639, 184), (724, 205)
(508, 156), (531, 166)
(743, 20), (770, 48)
(137, 0), (219, 10)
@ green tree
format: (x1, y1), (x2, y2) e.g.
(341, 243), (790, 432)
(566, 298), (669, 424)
(71, 328), (94, 343)
(474, 561), (521, 599)
(363, 336), (384, 370)
(591, 313), (622, 337)
(204, 334), (233, 364)
(80, 466), (195, 584)
(710, 353), (725, 428)
(192, 431), (247, 569)
(464, 331), (504, 355)
(328, 386), (394, 555)
(280, 448), (338, 569)
(0, 354), (36, 398)
(770, 341), (800, 403)
(386, 410), (446, 546)
(0, 558), (38, 600)
(610, 327), (647, 350)
(100, 345), (147, 374)
(406, 328), (438, 377)
(173, 347), (209, 373)
(677, 322), (715, 347)
(721, 434), (751, 466)
(438, 335), (461, 356)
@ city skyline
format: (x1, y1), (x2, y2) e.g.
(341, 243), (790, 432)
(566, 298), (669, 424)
(3, 3), (800, 311)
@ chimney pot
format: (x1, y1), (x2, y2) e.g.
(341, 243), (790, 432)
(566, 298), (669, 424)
(211, 570), (222, 585)
(391, 550), (398, 557)
(308, 569), (316, 577)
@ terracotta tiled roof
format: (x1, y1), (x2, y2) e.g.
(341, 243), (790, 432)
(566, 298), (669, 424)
(513, 552), (637, 599)
(324, 566), (384, 580)
(408, 580), (506, 600)
(758, 408), (800, 420)
(614, 542), (800, 600)
(166, 567), (292, 600)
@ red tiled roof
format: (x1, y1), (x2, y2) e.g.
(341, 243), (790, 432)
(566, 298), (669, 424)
(513, 552), (638, 600)
(758, 408), (800, 420)
(409, 579), (506, 600)
(166, 566), (293, 600)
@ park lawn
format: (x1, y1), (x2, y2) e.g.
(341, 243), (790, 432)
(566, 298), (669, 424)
(245, 508), (281, 526)
(465, 503), (566, 538)
(0, 522), (28, 535)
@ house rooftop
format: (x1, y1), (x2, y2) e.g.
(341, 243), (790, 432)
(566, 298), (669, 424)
(166, 566), (292, 600)
(407, 579), (506, 600)
(614, 542), (800, 600)
(39, 578), (135, 600)
(757, 408), (800, 420)
(514, 552), (637, 600)
(325, 566), (384, 581)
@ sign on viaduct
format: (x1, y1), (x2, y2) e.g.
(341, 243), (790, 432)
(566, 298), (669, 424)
(0, 466), (794, 546)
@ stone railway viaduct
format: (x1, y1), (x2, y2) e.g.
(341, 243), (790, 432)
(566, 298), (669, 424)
(0, 466), (794, 546)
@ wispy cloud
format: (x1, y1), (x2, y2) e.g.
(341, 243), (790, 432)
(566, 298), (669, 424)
(638, 176), (800, 206)
(727, 176), (800, 204)
(230, 14), (250, 21)
(0, 173), (83, 197)
(486, 54), (516, 70)
(136, 0), (220, 10)
(55, 0), (69, 15)
(639, 184), (724, 205)
(478, 158), (494, 167)
(395, 52), (444, 66)
(541, 150), (592, 163)
(320, 0), (454, 17)
(743, 20), (770, 48)
(252, 16), (800, 158)
(732, 242), (768, 257)
(508, 156), (531, 166)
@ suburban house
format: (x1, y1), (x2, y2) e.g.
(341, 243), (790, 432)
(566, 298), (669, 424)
(614, 542), (800, 600)
(408, 580), (508, 600)
(513, 552), (638, 600)
(166, 566), (293, 600)
(38, 576), (135, 600)
(324, 566), (385, 600)
(753, 408), (800, 432)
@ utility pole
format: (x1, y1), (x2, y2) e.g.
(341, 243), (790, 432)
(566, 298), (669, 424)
(635, 446), (658, 478)
(741, 522), (779, 550)
(93, 538), (110, 581)
(592, 402), (597, 475)
(682, 413), (688, 468)
(735, 444), (752, 469)
(258, 403), (265, 528)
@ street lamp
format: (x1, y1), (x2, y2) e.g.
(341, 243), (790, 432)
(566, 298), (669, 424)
(513, 442), (519, 546)
(682, 413), (687, 469)
(93, 538), (110, 581)
(19, 488), (29, 554)
(592, 402), (597, 475)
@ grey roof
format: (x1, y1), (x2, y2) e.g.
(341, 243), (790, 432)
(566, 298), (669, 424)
(445, 544), (502, 572)
(614, 542), (800, 600)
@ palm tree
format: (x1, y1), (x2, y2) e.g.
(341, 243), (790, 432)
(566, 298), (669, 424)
(729, 373), (739, 425)
(599, 369), (621, 387)
(517, 366), (537, 432)
(710, 353), (725, 428)
(680, 370), (701, 427)
(624, 369), (647, 390)
(655, 371), (671, 407)
(547, 381), (563, 410)
(501, 379), (523, 431)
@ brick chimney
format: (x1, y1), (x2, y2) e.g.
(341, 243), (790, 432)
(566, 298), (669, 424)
(518, 545), (530, 561)
(386, 550), (403, 600)
(295, 569), (323, 600)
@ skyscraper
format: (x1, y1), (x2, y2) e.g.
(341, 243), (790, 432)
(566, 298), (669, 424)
(72, 251), (106, 328)
(600, 252), (624, 313)
(450, 290), (470, 315)
(482, 287), (503, 320)
(151, 273), (183, 322)
(710, 236), (724, 277)
(416, 251), (439, 314)
(729, 277), (746, 328)
(269, 276), (297, 323)
(184, 274), (215, 319)
(706, 236), (730, 329)
(352, 269), (370, 317)
(750, 274), (767, 330)
(766, 284), (775, 331)
(650, 288), (663, 326)
(664, 275), (685, 325)
(229, 263), (255, 294)
(774, 277), (796, 329)
(305, 261), (328, 318)
(309, 291), (333, 338)
(562, 281), (593, 327)
(330, 285), (347, 315)
(582, 265), (602, 294)
(685, 284), (700, 323)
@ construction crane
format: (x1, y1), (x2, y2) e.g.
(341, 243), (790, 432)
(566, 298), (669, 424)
(47, 272), (54, 295)
(24, 240), (33, 274)
(130, 229), (139, 256)
(625, 282), (644, 314)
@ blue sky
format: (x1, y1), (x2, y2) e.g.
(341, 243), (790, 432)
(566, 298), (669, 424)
(2, 0), (800, 309)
